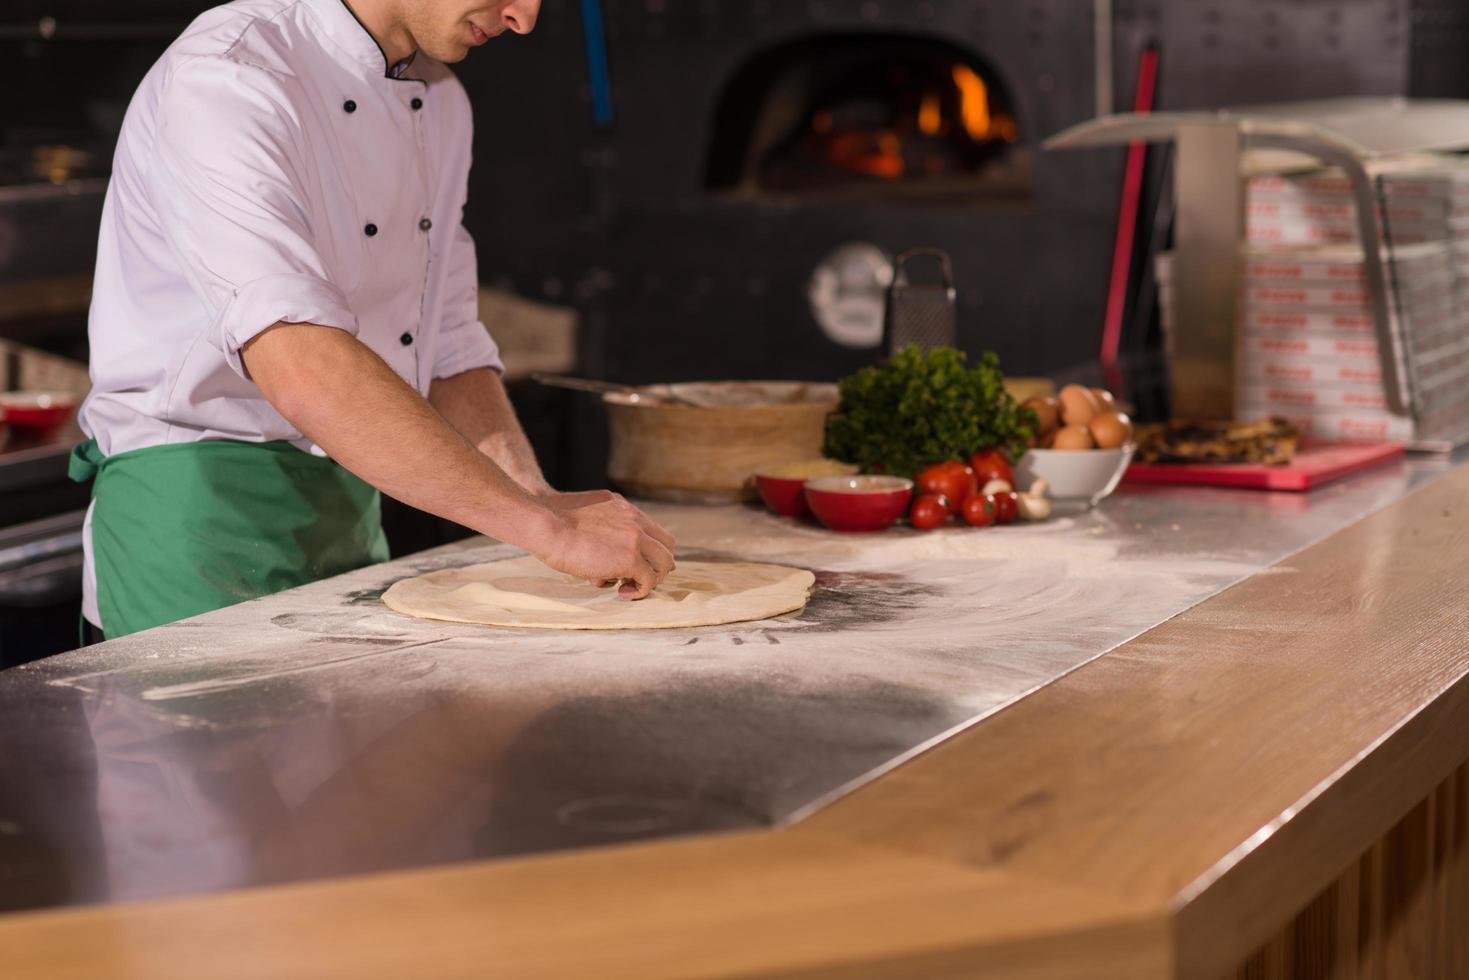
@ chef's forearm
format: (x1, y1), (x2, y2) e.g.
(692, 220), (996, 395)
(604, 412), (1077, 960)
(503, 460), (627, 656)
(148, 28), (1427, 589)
(241, 323), (561, 548)
(428, 368), (552, 494)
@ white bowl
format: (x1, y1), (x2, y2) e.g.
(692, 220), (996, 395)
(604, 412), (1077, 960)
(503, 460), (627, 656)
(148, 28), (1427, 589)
(1015, 445), (1135, 508)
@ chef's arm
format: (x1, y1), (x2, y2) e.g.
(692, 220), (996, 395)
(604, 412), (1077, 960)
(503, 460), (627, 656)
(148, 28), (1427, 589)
(429, 368), (551, 495)
(241, 322), (676, 596)
(245, 325), (553, 543)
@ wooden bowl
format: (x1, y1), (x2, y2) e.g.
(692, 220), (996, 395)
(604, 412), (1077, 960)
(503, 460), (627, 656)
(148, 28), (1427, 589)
(605, 382), (838, 503)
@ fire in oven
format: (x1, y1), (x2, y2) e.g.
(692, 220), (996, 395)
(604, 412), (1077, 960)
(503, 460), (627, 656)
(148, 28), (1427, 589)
(705, 34), (1026, 196)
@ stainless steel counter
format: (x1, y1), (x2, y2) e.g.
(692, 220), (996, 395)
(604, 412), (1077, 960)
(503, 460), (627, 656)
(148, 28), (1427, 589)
(1, 450), (1463, 914)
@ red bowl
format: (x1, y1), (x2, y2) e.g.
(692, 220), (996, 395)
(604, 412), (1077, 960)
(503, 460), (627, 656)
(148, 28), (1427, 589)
(756, 473), (813, 519)
(0, 391), (77, 431)
(804, 475), (914, 533)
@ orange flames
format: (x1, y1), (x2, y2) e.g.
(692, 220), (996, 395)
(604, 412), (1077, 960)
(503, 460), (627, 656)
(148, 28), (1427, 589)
(918, 91), (942, 136)
(951, 65), (991, 140)
(815, 61), (1017, 181)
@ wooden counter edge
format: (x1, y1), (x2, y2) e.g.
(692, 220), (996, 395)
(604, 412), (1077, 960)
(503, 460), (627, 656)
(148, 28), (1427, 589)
(2, 830), (1167, 980)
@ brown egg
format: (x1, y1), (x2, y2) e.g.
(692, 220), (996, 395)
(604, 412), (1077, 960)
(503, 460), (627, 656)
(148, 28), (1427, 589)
(1058, 384), (1100, 427)
(1092, 388), (1117, 410)
(1052, 424), (1097, 451)
(1088, 411), (1134, 449)
(1023, 395), (1061, 436)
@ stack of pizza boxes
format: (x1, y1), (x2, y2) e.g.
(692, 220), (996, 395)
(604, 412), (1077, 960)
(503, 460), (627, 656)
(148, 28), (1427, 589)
(1158, 154), (1469, 446)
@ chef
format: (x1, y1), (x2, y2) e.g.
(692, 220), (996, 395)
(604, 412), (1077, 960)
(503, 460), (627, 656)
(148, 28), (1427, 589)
(72, 0), (675, 640)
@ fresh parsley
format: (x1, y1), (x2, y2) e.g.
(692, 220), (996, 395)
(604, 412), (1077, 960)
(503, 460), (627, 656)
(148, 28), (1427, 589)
(823, 345), (1034, 477)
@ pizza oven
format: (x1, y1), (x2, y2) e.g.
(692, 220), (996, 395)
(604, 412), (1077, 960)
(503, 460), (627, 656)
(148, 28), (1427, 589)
(703, 33), (1027, 196)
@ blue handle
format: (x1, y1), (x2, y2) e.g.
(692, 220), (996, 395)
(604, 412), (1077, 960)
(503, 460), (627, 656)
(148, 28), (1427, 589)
(579, 0), (614, 127)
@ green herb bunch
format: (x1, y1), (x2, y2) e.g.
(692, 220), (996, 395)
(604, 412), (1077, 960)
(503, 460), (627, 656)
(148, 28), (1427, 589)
(823, 345), (1034, 477)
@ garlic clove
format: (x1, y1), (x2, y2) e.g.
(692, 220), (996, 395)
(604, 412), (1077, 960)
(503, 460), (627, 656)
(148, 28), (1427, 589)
(1017, 493), (1052, 521)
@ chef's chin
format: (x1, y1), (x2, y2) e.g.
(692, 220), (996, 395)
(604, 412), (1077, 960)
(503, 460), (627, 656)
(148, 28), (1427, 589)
(436, 43), (473, 63)
(419, 37), (473, 64)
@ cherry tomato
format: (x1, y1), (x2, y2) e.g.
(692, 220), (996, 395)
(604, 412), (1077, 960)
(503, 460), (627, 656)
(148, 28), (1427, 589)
(909, 494), (949, 531)
(968, 448), (1015, 489)
(960, 493), (995, 527)
(916, 461), (976, 513)
(987, 490), (1019, 525)
(949, 460), (979, 498)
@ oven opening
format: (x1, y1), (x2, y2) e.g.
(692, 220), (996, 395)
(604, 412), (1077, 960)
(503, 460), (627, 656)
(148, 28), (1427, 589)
(705, 34), (1029, 199)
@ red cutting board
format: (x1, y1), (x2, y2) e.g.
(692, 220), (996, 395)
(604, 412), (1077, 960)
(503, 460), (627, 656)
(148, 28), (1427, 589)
(1123, 441), (1404, 492)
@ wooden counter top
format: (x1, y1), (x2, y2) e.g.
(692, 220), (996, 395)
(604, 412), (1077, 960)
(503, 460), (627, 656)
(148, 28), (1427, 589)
(5, 464), (1469, 979)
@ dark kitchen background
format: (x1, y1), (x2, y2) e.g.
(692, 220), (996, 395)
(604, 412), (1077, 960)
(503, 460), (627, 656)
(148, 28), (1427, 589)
(3, 0), (1467, 662)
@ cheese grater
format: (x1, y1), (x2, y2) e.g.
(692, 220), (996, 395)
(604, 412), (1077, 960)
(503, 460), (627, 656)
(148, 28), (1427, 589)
(883, 248), (957, 356)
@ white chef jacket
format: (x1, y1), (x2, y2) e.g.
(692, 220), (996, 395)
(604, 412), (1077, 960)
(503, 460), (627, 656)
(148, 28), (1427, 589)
(80, 0), (504, 627)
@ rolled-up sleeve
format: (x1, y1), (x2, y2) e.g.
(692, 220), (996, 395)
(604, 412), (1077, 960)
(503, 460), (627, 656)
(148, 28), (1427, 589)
(151, 56), (358, 379)
(432, 220), (504, 380)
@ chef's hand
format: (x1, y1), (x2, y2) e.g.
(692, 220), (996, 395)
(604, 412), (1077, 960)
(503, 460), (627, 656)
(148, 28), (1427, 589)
(534, 491), (677, 599)
(539, 489), (627, 513)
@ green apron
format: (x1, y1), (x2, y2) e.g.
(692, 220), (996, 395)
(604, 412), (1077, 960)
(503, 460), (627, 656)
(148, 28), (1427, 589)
(69, 439), (389, 639)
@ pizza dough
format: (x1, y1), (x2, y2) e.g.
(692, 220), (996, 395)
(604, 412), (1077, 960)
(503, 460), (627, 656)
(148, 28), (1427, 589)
(381, 556), (816, 630)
